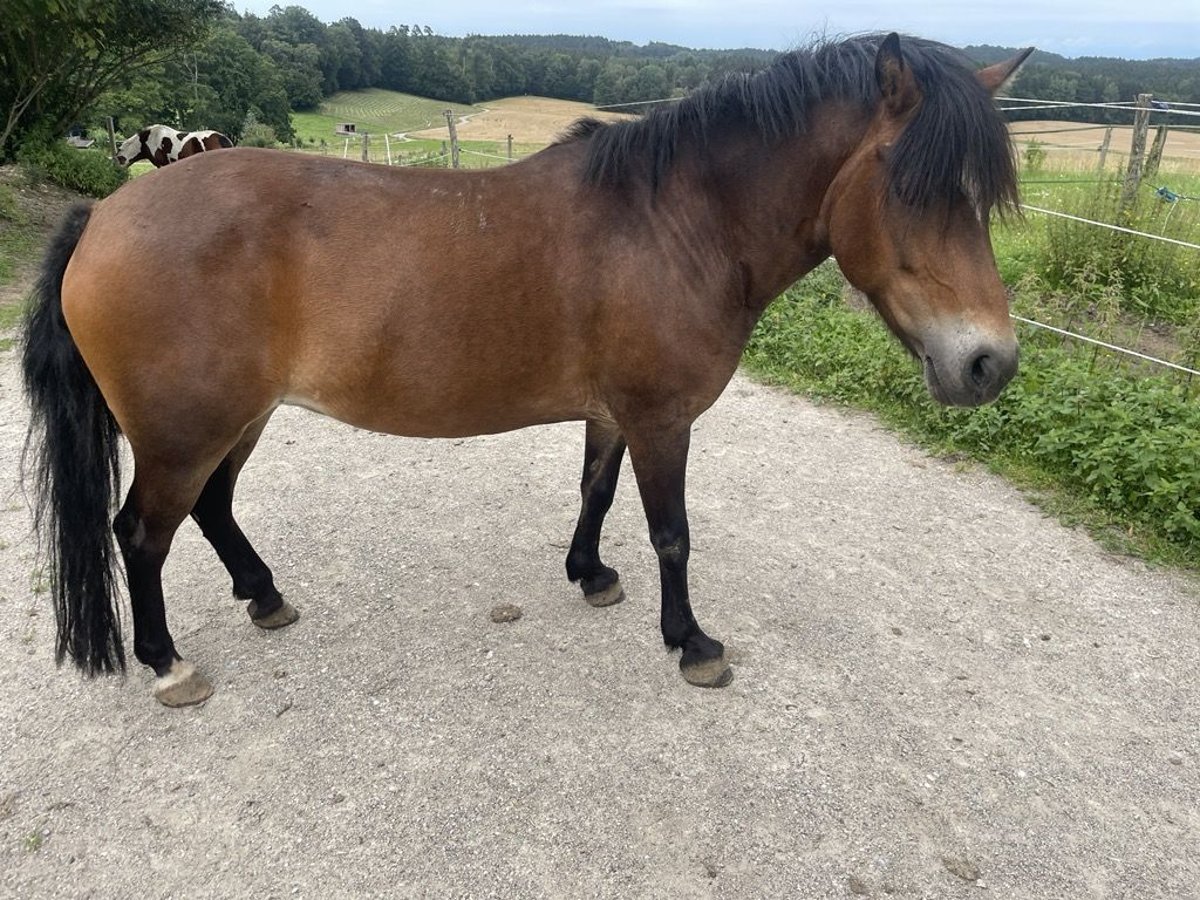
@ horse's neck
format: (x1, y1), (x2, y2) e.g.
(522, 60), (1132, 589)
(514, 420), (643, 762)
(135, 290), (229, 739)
(699, 101), (871, 309)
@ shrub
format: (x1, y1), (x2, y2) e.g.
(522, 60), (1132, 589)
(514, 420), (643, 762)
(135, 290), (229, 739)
(18, 138), (127, 198)
(1037, 183), (1200, 324)
(1023, 139), (1047, 171)
(239, 110), (277, 148)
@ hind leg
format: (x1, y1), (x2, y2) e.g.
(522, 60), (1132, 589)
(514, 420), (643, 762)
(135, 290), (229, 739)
(114, 463), (218, 707)
(189, 413), (298, 629)
(565, 419), (627, 607)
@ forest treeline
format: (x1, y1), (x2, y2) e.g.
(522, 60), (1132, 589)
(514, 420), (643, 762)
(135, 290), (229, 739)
(89, 7), (776, 144)
(88, 7), (1200, 144)
(7, 1), (1200, 153)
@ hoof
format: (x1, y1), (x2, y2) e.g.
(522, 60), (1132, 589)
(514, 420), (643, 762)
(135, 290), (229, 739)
(250, 599), (300, 630)
(154, 660), (214, 707)
(680, 654), (734, 688)
(584, 580), (626, 608)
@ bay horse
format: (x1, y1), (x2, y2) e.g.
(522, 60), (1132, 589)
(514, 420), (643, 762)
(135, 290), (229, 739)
(23, 34), (1031, 706)
(114, 124), (233, 167)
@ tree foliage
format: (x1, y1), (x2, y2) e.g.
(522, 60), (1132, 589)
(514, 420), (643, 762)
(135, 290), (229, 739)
(1, 0), (222, 156)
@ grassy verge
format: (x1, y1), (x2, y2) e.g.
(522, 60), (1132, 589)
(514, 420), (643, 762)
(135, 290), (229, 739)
(0, 183), (37, 351)
(0, 184), (37, 283)
(742, 263), (1200, 571)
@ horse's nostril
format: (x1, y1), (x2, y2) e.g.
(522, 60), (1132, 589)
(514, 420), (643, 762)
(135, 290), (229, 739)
(970, 353), (993, 388)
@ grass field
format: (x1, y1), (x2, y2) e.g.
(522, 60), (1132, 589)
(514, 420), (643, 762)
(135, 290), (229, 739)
(291, 89), (477, 148)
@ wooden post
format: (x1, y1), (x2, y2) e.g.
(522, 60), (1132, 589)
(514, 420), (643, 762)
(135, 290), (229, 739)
(105, 117), (118, 160)
(507, 134), (513, 161)
(444, 109), (460, 169)
(1096, 126), (1112, 173)
(1144, 125), (1168, 182)
(361, 132), (369, 163)
(1119, 93), (1152, 216)
(384, 132), (393, 166)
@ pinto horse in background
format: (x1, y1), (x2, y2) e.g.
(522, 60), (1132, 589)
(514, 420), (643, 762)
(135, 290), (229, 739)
(23, 34), (1032, 706)
(114, 124), (233, 167)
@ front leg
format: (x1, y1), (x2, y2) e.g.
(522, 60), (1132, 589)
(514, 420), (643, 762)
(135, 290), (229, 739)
(626, 423), (732, 688)
(566, 418), (627, 607)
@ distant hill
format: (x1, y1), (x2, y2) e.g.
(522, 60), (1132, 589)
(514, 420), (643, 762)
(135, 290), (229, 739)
(486, 34), (776, 65)
(963, 46), (1068, 66)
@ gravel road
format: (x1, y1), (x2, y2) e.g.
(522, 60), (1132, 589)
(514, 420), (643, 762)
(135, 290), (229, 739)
(1, 353), (1197, 898)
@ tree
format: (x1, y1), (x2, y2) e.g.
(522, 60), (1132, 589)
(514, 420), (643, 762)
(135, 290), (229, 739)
(1, 0), (222, 156)
(174, 26), (293, 141)
(262, 39), (323, 109)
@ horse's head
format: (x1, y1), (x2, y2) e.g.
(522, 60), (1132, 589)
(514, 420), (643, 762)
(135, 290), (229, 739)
(821, 35), (1032, 407)
(115, 129), (152, 167)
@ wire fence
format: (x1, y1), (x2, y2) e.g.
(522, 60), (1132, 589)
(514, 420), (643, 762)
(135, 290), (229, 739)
(1002, 91), (1199, 384)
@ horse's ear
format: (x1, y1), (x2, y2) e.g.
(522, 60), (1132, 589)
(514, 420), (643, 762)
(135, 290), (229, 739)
(976, 47), (1035, 96)
(874, 33), (921, 117)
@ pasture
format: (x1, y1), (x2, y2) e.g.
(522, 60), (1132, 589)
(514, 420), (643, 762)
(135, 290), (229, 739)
(291, 89), (477, 143)
(1009, 119), (1200, 173)
(291, 92), (637, 167)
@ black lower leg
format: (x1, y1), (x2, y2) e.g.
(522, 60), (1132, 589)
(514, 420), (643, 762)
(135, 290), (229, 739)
(190, 458), (284, 619)
(566, 420), (626, 598)
(629, 425), (730, 686)
(113, 499), (178, 677)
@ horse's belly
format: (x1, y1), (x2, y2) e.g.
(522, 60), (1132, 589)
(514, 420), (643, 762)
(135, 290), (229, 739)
(283, 373), (596, 439)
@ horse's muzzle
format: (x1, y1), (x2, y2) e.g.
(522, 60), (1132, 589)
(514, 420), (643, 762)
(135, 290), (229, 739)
(923, 337), (1018, 407)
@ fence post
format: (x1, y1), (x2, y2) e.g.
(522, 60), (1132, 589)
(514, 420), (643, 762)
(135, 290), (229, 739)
(507, 134), (513, 161)
(1143, 125), (1167, 182)
(361, 133), (370, 163)
(106, 117), (118, 161)
(444, 109), (460, 169)
(1096, 126), (1112, 173)
(1118, 93), (1152, 218)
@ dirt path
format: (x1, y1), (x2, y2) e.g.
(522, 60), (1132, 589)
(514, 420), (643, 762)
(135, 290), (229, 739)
(0, 341), (1197, 896)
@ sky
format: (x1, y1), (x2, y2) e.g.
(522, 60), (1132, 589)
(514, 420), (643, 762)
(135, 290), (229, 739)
(234, 0), (1200, 60)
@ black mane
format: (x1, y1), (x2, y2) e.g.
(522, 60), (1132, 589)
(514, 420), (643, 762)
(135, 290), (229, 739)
(564, 34), (1018, 215)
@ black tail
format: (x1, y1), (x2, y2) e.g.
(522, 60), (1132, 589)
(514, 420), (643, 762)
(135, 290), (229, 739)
(21, 202), (126, 675)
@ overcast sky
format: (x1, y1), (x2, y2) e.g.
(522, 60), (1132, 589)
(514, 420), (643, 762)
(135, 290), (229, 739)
(235, 0), (1198, 60)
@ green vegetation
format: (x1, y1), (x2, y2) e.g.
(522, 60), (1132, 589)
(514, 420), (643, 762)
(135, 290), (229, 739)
(0, 183), (36, 351)
(1, 0), (223, 158)
(0, 184), (36, 287)
(17, 141), (127, 198)
(1035, 185), (1200, 325)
